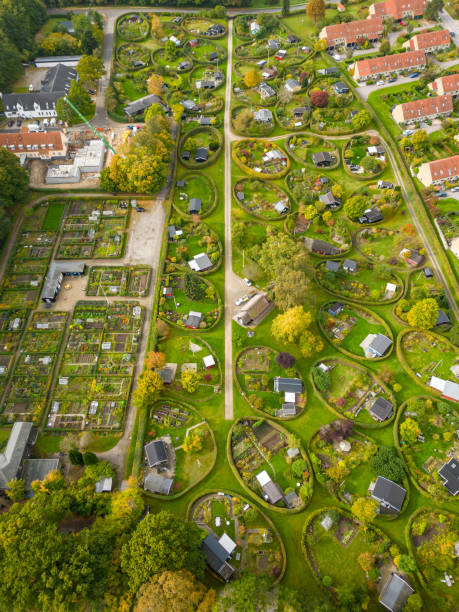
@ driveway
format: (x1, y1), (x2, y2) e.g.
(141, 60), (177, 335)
(440, 8), (459, 39)
(355, 74), (420, 100)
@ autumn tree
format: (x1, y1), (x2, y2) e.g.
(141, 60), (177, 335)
(150, 14), (164, 38)
(351, 497), (378, 524)
(234, 108), (254, 132)
(250, 231), (311, 279)
(76, 55), (104, 88)
(343, 195), (367, 219)
(411, 129), (428, 150)
(132, 370), (163, 409)
(183, 428), (204, 453)
(134, 570), (215, 612)
(406, 298), (439, 329)
(358, 552), (374, 573)
(405, 593), (423, 612)
(6, 478), (26, 501)
(379, 38), (390, 55)
(327, 461), (349, 483)
(400, 417), (421, 445)
(244, 69), (260, 88)
(275, 352), (296, 369)
(181, 369), (200, 393)
(147, 73), (164, 96)
(310, 89), (329, 107)
(306, 0), (325, 23)
(299, 329), (324, 358)
(272, 268), (312, 311)
(145, 351), (166, 370)
(351, 110), (371, 131)
(271, 305), (312, 344)
(361, 155), (381, 174)
(220, 575), (270, 612)
(120, 511), (206, 592)
(56, 80), (93, 126)
(394, 555), (417, 573)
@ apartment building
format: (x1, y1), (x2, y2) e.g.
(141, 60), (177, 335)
(403, 29), (451, 52)
(368, 0), (428, 20)
(319, 17), (384, 49)
(417, 155), (459, 186)
(428, 73), (459, 96)
(354, 50), (426, 80)
(391, 93), (453, 124)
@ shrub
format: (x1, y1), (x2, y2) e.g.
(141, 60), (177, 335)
(69, 450), (84, 466)
(82, 451), (99, 465)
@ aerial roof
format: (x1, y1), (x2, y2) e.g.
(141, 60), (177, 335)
(144, 439), (168, 467)
(0, 422), (34, 489)
(372, 476), (406, 512)
(379, 574), (414, 612)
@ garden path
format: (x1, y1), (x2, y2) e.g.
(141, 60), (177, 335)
(174, 420), (206, 450)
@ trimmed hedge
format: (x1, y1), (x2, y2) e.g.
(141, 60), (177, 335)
(285, 133), (340, 168)
(116, 13), (150, 42)
(232, 139), (291, 179)
(171, 171), (218, 220)
(227, 417), (314, 514)
(179, 126), (223, 170)
(232, 177), (291, 221)
(182, 17), (227, 39)
(185, 38), (227, 64)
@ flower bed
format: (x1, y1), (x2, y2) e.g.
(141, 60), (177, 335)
(233, 178), (291, 220)
(233, 139), (290, 179)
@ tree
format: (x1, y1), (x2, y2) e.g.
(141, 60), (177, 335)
(132, 370), (163, 409)
(314, 38), (327, 51)
(150, 14), (164, 38)
(351, 497), (378, 524)
(313, 366), (331, 392)
(82, 451), (98, 465)
(361, 155), (381, 174)
(271, 306), (312, 344)
(411, 129), (428, 150)
(69, 449), (84, 465)
(394, 555), (417, 573)
(306, 0), (325, 23)
(379, 38), (390, 54)
(282, 0), (290, 17)
(244, 69), (260, 88)
(183, 428), (204, 453)
(234, 108), (254, 132)
(134, 570), (215, 612)
(145, 351), (166, 370)
(76, 55), (104, 87)
(405, 593), (423, 612)
(275, 352), (296, 369)
(181, 368), (200, 393)
(400, 417), (421, 445)
(351, 110), (371, 131)
(299, 330), (324, 358)
(40, 32), (80, 55)
(310, 90), (329, 107)
(183, 273), (205, 301)
(272, 268), (312, 311)
(219, 575), (270, 612)
(165, 39), (178, 58)
(120, 511), (206, 592)
(292, 458), (307, 478)
(449, 321), (459, 345)
(56, 80), (93, 126)
(370, 446), (405, 483)
(406, 298), (439, 329)
(0, 147), (28, 203)
(358, 552), (374, 573)
(343, 195), (367, 219)
(250, 232), (310, 279)
(0, 31), (24, 91)
(424, 0), (443, 21)
(147, 73), (164, 96)
(6, 478), (26, 501)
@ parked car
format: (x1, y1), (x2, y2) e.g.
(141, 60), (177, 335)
(7, 120), (14, 127)
(388, 76), (397, 82)
(243, 278), (252, 287)
(450, 31), (455, 37)
(450, 186), (459, 192)
(119, 201), (128, 208)
(134, 206), (145, 212)
(16, 119), (22, 127)
(235, 295), (249, 306)
(376, 80), (385, 86)
(437, 192), (447, 198)
(409, 72), (420, 78)
(402, 129), (413, 137)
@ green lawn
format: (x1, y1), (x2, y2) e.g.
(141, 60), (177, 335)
(41, 202), (65, 231)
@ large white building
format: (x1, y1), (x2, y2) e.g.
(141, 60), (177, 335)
(46, 139), (105, 184)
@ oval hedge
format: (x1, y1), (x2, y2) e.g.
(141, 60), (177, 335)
(232, 177), (291, 221)
(116, 13), (150, 42)
(318, 300), (394, 362)
(310, 356), (397, 429)
(182, 17), (227, 39)
(187, 489), (287, 585)
(285, 133), (340, 168)
(231, 105), (276, 137)
(233, 139), (291, 179)
(172, 172), (218, 220)
(185, 39), (227, 64)
(227, 417), (314, 514)
(179, 126), (223, 169)
(116, 42), (151, 71)
(189, 64), (225, 92)
(143, 399), (217, 501)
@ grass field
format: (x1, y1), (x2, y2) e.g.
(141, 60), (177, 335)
(41, 202), (65, 231)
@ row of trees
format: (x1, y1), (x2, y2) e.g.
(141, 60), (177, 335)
(37, 12), (103, 56)
(0, 148), (29, 249)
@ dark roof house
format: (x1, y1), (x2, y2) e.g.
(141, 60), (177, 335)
(379, 574), (414, 612)
(201, 534), (235, 581)
(144, 473), (174, 495)
(185, 311), (203, 329)
(188, 198), (202, 214)
(144, 439), (168, 468)
(319, 191), (341, 209)
(40, 63), (77, 93)
(438, 458), (459, 496)
(368, 333), (392, 357)
(436, 309), (451, 327)
(325, 260), (340, 273)
(310, 239), (340, 256)
(343, 259), (357, 273)
(328, 302), (344, 316)
(312, 151), (335, 167)
(370, 396), (393, 422)
(194, 147), (209, 162)
(273, 377), (303, 394)
(371, 476), (406, 513)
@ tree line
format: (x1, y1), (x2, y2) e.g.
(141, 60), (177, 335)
(41, 0), (256, 8)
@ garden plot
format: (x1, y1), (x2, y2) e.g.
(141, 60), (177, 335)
(87, 266), (151, 297)
(395, 270), (445, 324)
(173, 174), (216, 217)
(312, 359), (394, 426)
(166, 221), (221, 272)
(180, 128), (221, 165)
(159, 272), (220, 330)
(183, 17), (225, 36)
(408, 510), (458, 610)
(397, 397), (458, 501)
(319, 302), (391, 359)
(56, 200), (129, 259)
(277, 94), (310, 130)
(47, 301), (144, 431)
(1, 312), (67, 423)
(190, 492), (284, 581)
(187, 40), (225, 63)
(117, 43), (151, 70)
(144, 400), (216, 496)
(344, 135), (386, 177)
(190, 65), (225, 90)
(117, 13), (149, 41)
(230, 418), (312, 510)
(303, 509), (398, 606)
(316, 260), (403, 303)
(310, 105), (362, 134)
(234, 178), (290, 219)
(294, 210), (351, 254)
(400, 330), (458, 387)
(236, 346), (305, 418)
(233, 140), (290, 178)
(357, 225), (419, 266)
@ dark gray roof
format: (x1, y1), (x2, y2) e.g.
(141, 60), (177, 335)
(312, 239), (340, 255)
(319, 191), (340, 207)
(318, 67), (339, 75)
(436, 309), (450, 326)
(194, 147), (208, 161)
(343, 258), (357, 271)
(423, 267), (433, 278)
(40, 64), (77, 93)
(35, 55), (82, 63)
(185, 312), (202, 328)
(168, 225), (176, 239)
(325, 260), (340, 272)
(262, 480), (284, 504)
(285, 490), (299, 507)
(144, 473), (173, 495)
(158, 366), (175, 384)
(193, 253), (213, 271)
(438, 458), (459, 496)
(42, 262), (85, 302)
(278, 403), (296, 417)
(380, 574), (414, 612)
(369, 333), (392, 356)
(188, 198), (202, 213)
(22, 458), (60, 495)
(201, 534), (235, 581)
(124, 94), (164, 115)
(362, 208), (383, 222)
(0, 422), (34, 489)
(144, 439), (168, 467)
(370, 396), (393, 421)
(312, 151), (334, 164)
(372, 476), (406, 512)
(334, 80), (349, 91)
(274, 377), (303, 393)
(3, 92), (61, 113)
(328, 302), (344, 315)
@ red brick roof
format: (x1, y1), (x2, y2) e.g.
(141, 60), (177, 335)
(428, 155), (459, 181)
(409, 29), (451, 50)
(396, 94), (453, 121)
(371, 0), (428, 19)
(0, 128), (63, 153)
(431, 73), (459, 93)
(355, 50), (426, 78)
(322, 17), (383, 45)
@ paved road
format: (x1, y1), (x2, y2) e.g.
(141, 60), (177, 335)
(440, 8), (459, 38)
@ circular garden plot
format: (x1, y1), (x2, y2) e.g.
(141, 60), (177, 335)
(396, 396), (458, 501)
(190, 64), (225, 91)
(276, 95), (310, 130)
(117, 13), (149, 41)
(153, 48), (189, 72)
(143, 400), (216, 498)
(173, 173), (216, 218)
(398, 329), (458, 393)
(158, 272), (221, 331)
(180, 127), (222, 168)
(407, 509), (458, 610)
(166, 220), (222, 273)
(232, 106), (275, 137)
(286, 134), (339, 167)
(234, 178), (291, 220)
(117, 43), (151, 70)
(183, 17), (226, 37)
(319, 302), (393, 360)
(356, 226), (417, 266)
(344, 135), (386, 178)
(235, 346), (305, 418)
(394, 268), (445, 326)
(310, 107), (358, 135)
(312, 358), (396, 427)
(316, 259), (403, 304)
(303, 508), (403, 607)
(233, 140), (290, 179)
(187, 39), (226, 64)
(189, 491), (286, 583)
(229, 417), (313, 512)
(309, 77), (353, 106)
